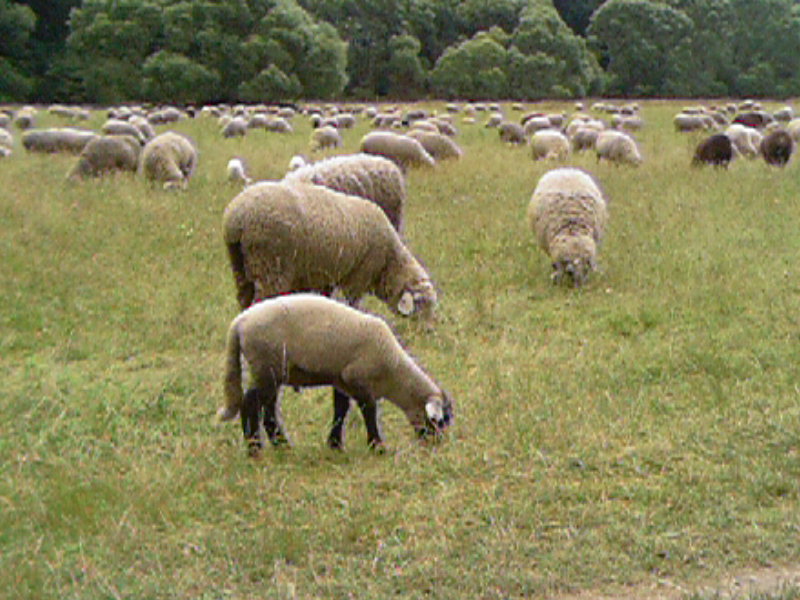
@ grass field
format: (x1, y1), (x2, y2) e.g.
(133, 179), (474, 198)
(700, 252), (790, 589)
(2, 100), (799, 599)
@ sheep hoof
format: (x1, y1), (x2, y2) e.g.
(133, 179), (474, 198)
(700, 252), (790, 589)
(216, 406), (239, 422)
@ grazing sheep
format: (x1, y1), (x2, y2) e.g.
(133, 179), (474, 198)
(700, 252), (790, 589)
(786, 118), (800, 143)
(760, 129), (794, 167)
(774, 106), (794, 122)
(222, 180), (436, 319)
(725, 124), (761, 159)
(14, 107), (36, 130)
(222, 117), (248, 138)
(531, 130), (570, 161)
(264, 117), (293, 133)
(527, 167), (608, 287)
(485, 113), (504, 128)
(571, 127), (600, 152)
(66, 134), (142, 180)
(101, 119), (146, 144)
(407, 130), (463, 161)
(141, 131), (198, 189)
(218, 293), (453, 454)
(499, 122), (526, 145)
(692, 134), (733, 168)
(283, 153), (406, 232)
(733, 111), (772, 129)
(22, 128), (97, 154)
(523, 116), (553, 137)
(359, 131), (435, 171)
(673, 113), (708, 132)
(595, 130), (642, 166)
(310, 125), (342, 152)
(227, 157), (252, 185)
(288, 154), (308, 171)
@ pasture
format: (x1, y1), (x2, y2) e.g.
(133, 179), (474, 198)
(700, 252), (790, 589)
(2, 100), (800, 599)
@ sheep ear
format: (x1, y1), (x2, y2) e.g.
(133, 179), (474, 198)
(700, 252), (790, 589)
(398, 290), (415, 315)
(425, 398), (444, 424)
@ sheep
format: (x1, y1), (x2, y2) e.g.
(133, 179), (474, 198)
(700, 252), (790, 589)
(264, 117), (293, 133)
(288, 154), (309, 171)
(673, 113), (708, 132)
(66, 134), (142, 180)
(22, 128), (97, 154)
(217, 293), (453, 454)
(787, 118), (800, 143)
(570, 127), (600, 152)
(523, 116), (553, 137)
(226, 157), (252, 185)
(531, 130), (570, 161)
(222, 180), (437, 319)
(310, 125), (342, 152)
(498, 122), (526, 145)
(222, 117), (248, 138)
(725, 123), (761, 159)
(484, 113), (504, 128)
(140, 131), (198, 189)
(760, 129), (794, 167)
(527, 167), (608, 287)
(101, 119), (146, 144)
(129, 116), (156, 141)
(407, 130), (463, 161)
(0, 128), (12, 157)
(282, 153), (406, 232)
(774, 106), (794, 122)
(733, 111), (772, 129)
(692, 133), (733, 168)
(359, 131), (435, 171)
(595, 130), (642, 166)
(14, 107), (36, 130)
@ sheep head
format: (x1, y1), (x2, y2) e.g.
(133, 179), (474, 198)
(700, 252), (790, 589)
(413, 390), (454, 440)
(396, 279), (437, 319)
(549, 235), (597, 287)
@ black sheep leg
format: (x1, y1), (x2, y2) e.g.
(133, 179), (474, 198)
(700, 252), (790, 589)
(328, 389), (351, 449)
(263, 385), (290, 447)
(241, 388), (264, 457)
(355, 396), (384, 450)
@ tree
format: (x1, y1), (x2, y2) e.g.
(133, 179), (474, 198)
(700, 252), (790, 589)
(588, 0), (694, 96)
(385, 34), (427, 98)
(0, 0), (36, 100)
(142, 51), (220, 103)
(552, 0), (603, 36)
(430, 29), (509, 99)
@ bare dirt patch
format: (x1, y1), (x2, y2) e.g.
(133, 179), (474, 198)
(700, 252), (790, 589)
(556, 565), (800, 600)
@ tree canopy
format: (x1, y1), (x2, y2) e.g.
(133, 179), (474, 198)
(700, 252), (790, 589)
(2, 0), (800, 103)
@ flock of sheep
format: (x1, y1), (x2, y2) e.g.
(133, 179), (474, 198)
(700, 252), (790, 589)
(2, 96), (792, 456)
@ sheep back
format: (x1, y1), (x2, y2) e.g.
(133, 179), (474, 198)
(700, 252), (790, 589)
(67, 134), (142, 179)
(359, 131), (435, 171)
(282, 153), (406, 232)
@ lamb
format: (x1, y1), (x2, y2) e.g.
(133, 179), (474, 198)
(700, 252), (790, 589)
(530, 130), (570, 161)
(527, 167), (608, 287)
(692, 133), (733, 168)
(217, 293), (453, 454)
(310, 125), (342, 152)
(595, 130), (642, 166)
(140, 131), (198, 189)
(66, 134), (142, 180)
(282, 153), (406, 232)
(226, 157), (252, 185)
(407, 130), (463, 161)
(222, 180), (436, 318)
(22, 128), (97, 154)
(760, 129), (794, 167)
(359, 131), (435, 171)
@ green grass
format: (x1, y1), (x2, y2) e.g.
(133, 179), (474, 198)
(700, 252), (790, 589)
(2, 100), (800, 599)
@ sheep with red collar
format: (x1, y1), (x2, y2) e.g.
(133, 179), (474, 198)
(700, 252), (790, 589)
(217, 293), (453, 454)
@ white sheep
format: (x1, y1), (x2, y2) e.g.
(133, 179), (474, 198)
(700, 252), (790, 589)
(310, 126), (342, 152)
(407, 129), (463, 162)
(787, 118), (800, 143)
(530, 130), (570, 161)
(21, 128), (97, 154)
(282, 153), (406, 232)
(287, 154), (308, 171)
(0, 128), (12, 157)
(359, 131), (435, 171)
(66, 134), (142, 180)
(595, 130), (642, 166)
(222, 117), (248, 138)
(725, 123), (760, 159)
(527, 167), (609, 286)
(101, 119), (146, 144)
(217, 293), (453, 453)
(140, 131), (198, 189)
(226, 157), (252, 186)
(222, 180), (437, 318)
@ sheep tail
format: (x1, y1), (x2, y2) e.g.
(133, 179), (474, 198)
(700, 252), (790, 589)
(227, 241), (256, 309)
(218, 320), (243, 421)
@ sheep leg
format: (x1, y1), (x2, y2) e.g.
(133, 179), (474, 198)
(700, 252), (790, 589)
(241, 388), (264, 457)
(263, 386), (290, 447)
(354, 395), (384, 451)
(327, 389), (351, 449)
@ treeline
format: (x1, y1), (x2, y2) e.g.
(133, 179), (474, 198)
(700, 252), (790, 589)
(2, 0), (800, 104)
